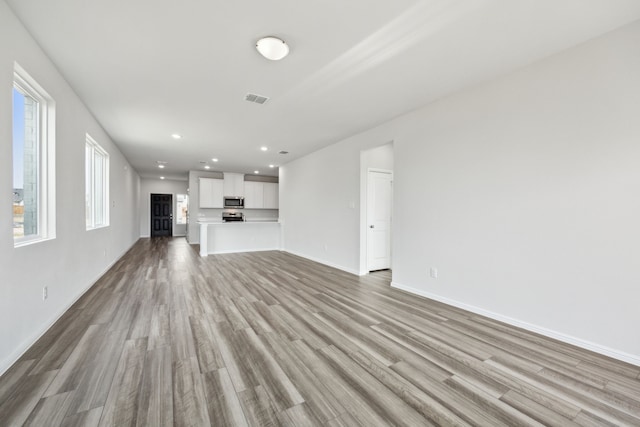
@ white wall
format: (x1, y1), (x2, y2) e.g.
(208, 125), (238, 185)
(281, 21), (640, 363)
(139, 178), (188, 237)
(361, 143), (394, 171)
(0, 2), (140, 374)
(280, 133), (396, 274)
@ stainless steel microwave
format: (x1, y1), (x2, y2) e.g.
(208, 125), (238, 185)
(223, 196), (244, 209)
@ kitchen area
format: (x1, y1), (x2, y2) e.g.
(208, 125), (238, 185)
(187, 170), (280, 256)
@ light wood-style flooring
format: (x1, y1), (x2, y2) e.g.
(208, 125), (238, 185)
(1, 237), (639, 426)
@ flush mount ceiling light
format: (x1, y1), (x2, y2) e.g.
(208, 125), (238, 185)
(171, 133), (182, 139)
(256, 36), (289, 61)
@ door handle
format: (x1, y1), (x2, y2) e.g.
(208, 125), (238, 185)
(370, 225), (374, 228)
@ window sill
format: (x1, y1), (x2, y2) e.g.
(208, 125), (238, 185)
(14, 235), (55, 248)
(87, 224), (110, 231)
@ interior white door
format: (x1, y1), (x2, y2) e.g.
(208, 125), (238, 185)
(367, 170), (392, 271)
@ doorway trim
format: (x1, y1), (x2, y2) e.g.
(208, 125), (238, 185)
(359, 142), (394, 275)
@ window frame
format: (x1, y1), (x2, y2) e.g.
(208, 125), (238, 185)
(85, 134), (110, 230)
(176, 193), (188, 225)
(13, 63), (56, 247)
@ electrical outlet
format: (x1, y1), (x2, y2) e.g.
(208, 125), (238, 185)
(42, 286), (48, 300)
(430, 267), (438, 279)
(324, 244), (328, 252)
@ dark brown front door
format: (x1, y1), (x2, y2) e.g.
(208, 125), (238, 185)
(151, 194), (172, 237)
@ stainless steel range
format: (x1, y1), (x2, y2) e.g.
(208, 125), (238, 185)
(222, 212), (245, 222)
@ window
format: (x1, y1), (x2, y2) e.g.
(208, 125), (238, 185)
(13, 63), (56, 246)
(176, 194), (188, 224)
(85, 134), (109, 229)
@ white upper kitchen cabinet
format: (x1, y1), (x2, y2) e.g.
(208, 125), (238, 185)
(224, 173), (245, 197)
(244, 181), (264, 209)
(199, 177), (224, 208)
(263, 183), (279, 209)
(244, 181), (279, 209)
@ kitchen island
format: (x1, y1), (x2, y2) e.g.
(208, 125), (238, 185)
(198, 220), (281, 256)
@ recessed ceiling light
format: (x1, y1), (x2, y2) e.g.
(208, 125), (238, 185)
(260, 146), (268, 151)
(160, 176), (165, 180)
(158, 164), (165, 169)
(269, 164), (275, 168)
(256, 36), (289, 61)
(171, 133), (182, 139)
(204, 165), (211, 170)
(211, 158), (219, 162)
(254, 170), (260, 174)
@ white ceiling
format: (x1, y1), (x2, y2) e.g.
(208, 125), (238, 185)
(6, 0), (640, 179)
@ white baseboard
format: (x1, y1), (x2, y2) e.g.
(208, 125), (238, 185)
(139, 234), (186, 238)
(0, 238), (140, 376)
(391, 281), (640, 367)
(207, 247), (281, 255)
(284, 250), (360, 276)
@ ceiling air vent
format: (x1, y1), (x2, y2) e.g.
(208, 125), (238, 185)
(245, 93), (269, 105)
(278, 150), (289, 155)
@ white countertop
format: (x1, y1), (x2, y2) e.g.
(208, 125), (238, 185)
(197, 219), (279, 224)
